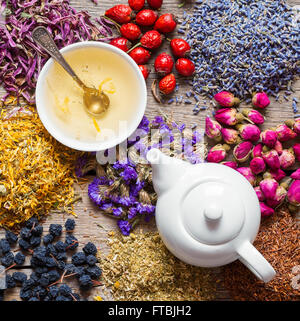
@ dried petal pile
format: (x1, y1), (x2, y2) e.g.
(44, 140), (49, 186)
(223, 208), (300, 301)
(100, 231), (216, 301)
(0, 0), (114, 103)
(78, 115), (206, 235)
(183, 0), (300, 99)
(0, 106), (80, 228)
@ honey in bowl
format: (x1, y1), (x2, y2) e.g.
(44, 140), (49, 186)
(44, 46), (142, 143)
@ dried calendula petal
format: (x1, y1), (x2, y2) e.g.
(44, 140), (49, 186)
(0, 105), (80, 228)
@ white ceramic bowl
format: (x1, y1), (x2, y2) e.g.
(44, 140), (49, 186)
(35, 41), (147, 151)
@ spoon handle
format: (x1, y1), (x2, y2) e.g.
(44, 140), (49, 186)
(32, 26), (86, 89)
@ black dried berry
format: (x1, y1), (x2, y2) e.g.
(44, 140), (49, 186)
(58, 284), (72, 297)
(65, 218), (75, 232)
(54, 241), (66, 252)
(65, 235), (78, 251)
(46, 244), (57, 257)
(5, 230), (18, 244)
(18, 239), (30, 251)
(86, 255), (97, 266)
(20, 227), (31, 240)
(64, 263), (76, 275)
(43, 234), (54, 245)
(22, 278), (36, 291)
(49, 285), (59, 298)
(34, 267), (48, 276)
(45, 257), (57, 268)
(0, 239), (11, 254)
(1, 252), (14, 267)
(72, 252), (86, 266)
(20, 288), (33, 301)
(6, 274), (16, 289)
(28, 297), (39, 301)
(56, 295), (71, 301)
(48, 270), (60, 283)
(12, 272), (27, 284)
(49, 224), (62, 237)
(38, 273), (50, 287)
(82, 242), (97, 256)
(14, 252), (25, 265)
(30, 236), (41, 248)
(56, 252), (67, 261)
(32, 225), (43, 236)
(79, 274), (93, 290)
(25, 217), (39, 229)
(86, 266), (102, 279)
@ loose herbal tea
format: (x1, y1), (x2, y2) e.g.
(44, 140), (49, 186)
(99, 231), (216, 301)
(0, 105), (80, 228)
(223, 208), (300, 301)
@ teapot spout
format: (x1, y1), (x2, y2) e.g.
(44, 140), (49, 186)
(146, 148), (191, 196)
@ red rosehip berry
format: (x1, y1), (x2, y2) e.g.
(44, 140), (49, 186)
(136, 9), (158, 26)
(147, 0), (163, 9)
(128, 0), (145, 11)
(120, 23), (141, 41)
(105, 5), (135, 24)
(138, 65), (150, 80)
(154, 52), (174, 77)
(170, 38), (190, 57)
(159, 73), (176, 95)
(129, 47), (151, 64)
(140, 30), (163, 50)
(154, 13), (177, 33)
(175, 58), (195, 76)
(109, 37), (132, 52)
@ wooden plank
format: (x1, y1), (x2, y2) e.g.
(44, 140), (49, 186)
(0, 0), (299, 301)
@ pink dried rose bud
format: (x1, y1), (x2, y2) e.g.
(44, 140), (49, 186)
(275, 124), (297, 142)
(205, 116), (222, 141)
(260, 202), (275, 217)
(221, 128), (241, 145)
(267, 168), (286, 182)
(279, 148), (295, 169)
(274, 140), (283, 155)
(266, 185), (287, 208)
(252, 143), (263, 158)
(250, 157), (266, 175)
(206, 144), (230, 163)
(259, 178), (279, 200)
(287, 179), (300, 207)
(221, 161), (238, 170)
(285, 118), (300, 135)
(236, 124), (261, 142)
(252, 92), (270, 109)
(213, 91), (240, 107)
(291, 169), (300, 180)
(260, 129), (277, 148)
(215, 108), (244, 126)
(236, 167), (256, 186)
(254, 186), (265, 202)
(262, 149), (280, 170)
(293, 143), (300, 162)
(242, 108), (265, 125)
(233, 141), (253, 162)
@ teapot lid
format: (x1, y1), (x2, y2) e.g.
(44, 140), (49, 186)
(181, 164), (248, 245)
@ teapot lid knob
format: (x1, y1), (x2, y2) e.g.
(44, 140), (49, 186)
(204, 205), (223, 221)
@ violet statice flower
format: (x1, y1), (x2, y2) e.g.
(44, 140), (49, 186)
(88, 177), (109, 206)
(129, 180), (145, 197)
(120, 166), (138, 184)
(118, 196), (136, 207)
(117, 220), (132, 236)
(152, 116), (164, 125)
(192, 130), (203, 144)
(136, 203), (155, 215)
(138, 116), (150, 133)
(112, 207), (123, 217)
(100, 202), (113, 211)
(128, 207), (138, 219)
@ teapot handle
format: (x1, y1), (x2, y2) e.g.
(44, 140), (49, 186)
(236, 241), (276, 283)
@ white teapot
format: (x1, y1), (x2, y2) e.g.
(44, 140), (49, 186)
(146, 148), (276, 283)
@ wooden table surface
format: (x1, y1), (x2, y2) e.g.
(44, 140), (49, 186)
(0, 0), (299, 301)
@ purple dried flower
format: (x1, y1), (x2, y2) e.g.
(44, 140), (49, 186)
(260, 129), (277, 148)
(117, 220), (132, 236)
(112, 207), (123, 217)
(120, 166), (138, 183)
(88, 177), (109, 206)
